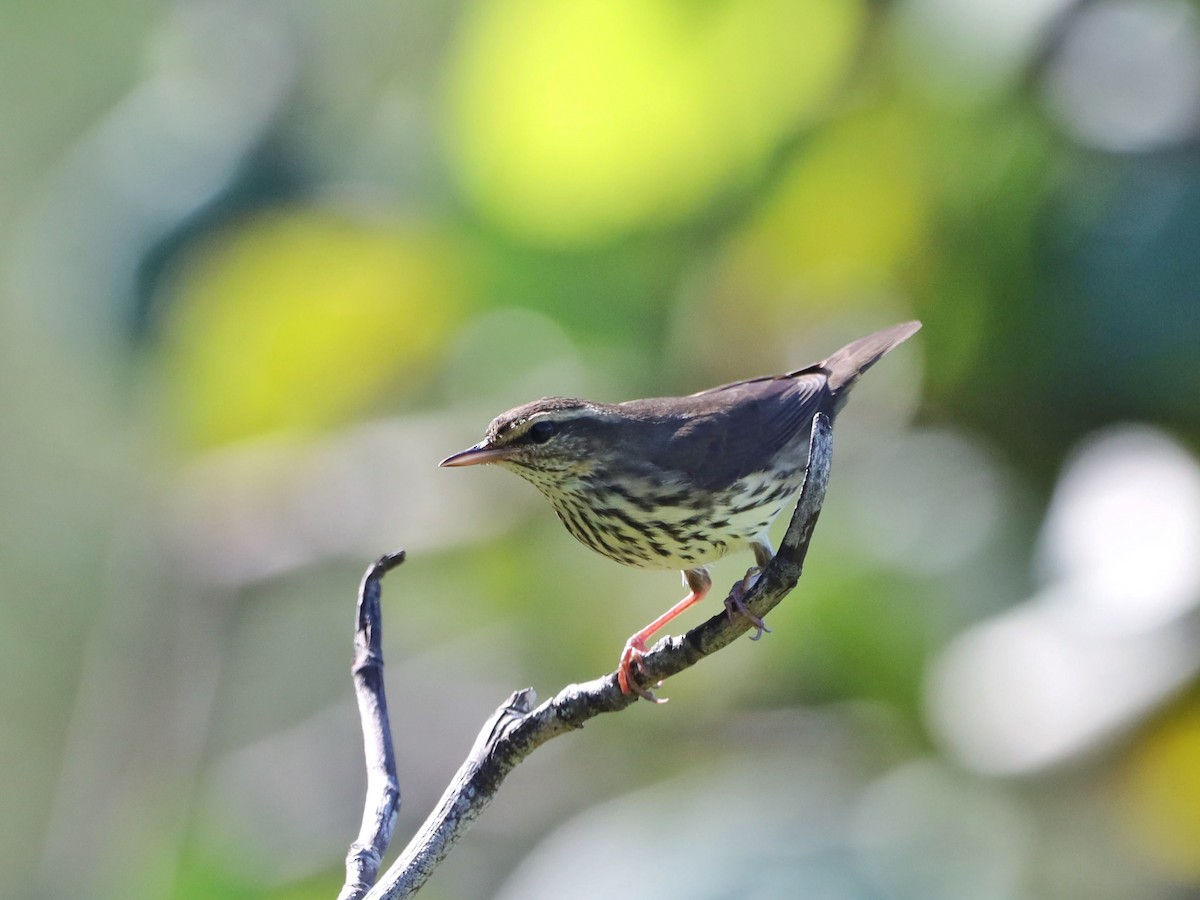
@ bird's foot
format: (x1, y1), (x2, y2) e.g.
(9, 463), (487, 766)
(618, 637), (665, 703)
(725, 568), (772, 640)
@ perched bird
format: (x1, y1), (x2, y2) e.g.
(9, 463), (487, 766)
(441, 321), (920, 699)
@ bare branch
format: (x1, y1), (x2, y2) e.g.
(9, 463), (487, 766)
(351, 412), (834, 899)
(368, 689), (537, 899)
(338, 549), (406, 900)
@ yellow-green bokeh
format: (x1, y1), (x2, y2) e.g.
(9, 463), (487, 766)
(1121, 705), (1200, 879)
(445, 0), (866, 244)
(726, 107), (928, 304)
(159, 209), (466, 449)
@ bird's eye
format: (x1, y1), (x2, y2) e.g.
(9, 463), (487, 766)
(527, 420), (558, 444)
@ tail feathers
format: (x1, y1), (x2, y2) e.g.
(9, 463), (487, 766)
(816, 320), (921, 394)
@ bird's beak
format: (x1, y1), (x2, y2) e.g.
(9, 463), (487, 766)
(439, 441), (513, 467)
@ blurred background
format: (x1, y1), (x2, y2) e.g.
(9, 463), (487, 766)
(3, 0), (1200, 897)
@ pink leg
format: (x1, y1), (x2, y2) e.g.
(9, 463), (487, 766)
(619, 568), (711, 701)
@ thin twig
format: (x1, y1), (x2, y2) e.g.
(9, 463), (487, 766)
(351, 413), (834, 899)
(338, 549), (407, 900)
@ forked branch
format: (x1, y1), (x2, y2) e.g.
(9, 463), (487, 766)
(339, 413), (834, 900)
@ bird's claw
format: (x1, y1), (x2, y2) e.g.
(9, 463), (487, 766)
(618, 638), (666, 703)
(725, 567), (771, 640)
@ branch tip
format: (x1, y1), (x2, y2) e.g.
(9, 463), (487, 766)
(372, 549), (407, 578)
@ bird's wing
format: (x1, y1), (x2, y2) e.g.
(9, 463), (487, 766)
(614, 323), (919, 491)
(620, 372), (831, 491)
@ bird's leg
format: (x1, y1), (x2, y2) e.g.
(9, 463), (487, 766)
(725, 537), (774, 640)
(618, 567), (712, 702)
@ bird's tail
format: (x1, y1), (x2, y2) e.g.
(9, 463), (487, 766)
(818, 320), (922, 394)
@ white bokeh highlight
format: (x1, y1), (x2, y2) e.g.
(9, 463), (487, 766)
(1042, 0), (1200, 151)
(927, 425), (1200, 775)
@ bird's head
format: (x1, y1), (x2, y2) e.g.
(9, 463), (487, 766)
(440, 398), (608, 480)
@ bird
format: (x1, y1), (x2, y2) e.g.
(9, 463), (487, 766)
(440, 321), (920, 700)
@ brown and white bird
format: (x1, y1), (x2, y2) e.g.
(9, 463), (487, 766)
(441, 321), (920, 699)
